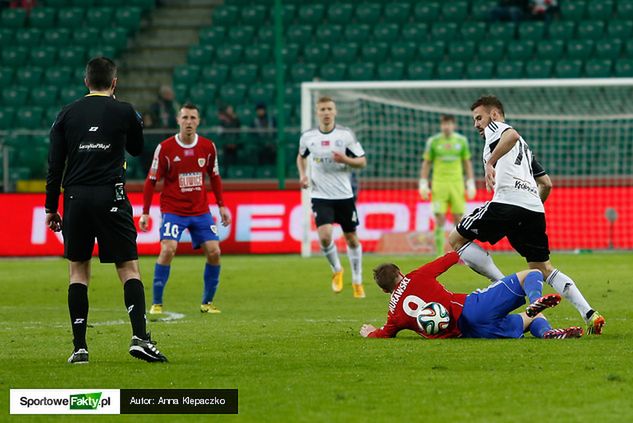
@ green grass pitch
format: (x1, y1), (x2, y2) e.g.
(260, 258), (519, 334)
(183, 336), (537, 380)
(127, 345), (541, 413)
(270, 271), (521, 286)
(2, 253), (633, 422)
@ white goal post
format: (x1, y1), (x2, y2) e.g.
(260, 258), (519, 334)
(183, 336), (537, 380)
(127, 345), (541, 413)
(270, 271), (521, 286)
(300, 78), (633, 257)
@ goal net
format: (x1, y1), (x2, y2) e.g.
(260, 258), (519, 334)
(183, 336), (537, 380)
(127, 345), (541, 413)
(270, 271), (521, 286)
(300, 79), (633, 256)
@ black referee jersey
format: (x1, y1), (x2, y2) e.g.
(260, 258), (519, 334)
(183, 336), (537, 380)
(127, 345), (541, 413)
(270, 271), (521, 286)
(45, 94), (144, 213)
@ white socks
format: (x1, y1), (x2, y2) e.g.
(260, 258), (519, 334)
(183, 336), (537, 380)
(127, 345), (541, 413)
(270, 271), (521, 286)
(546, 269), (592, 319)
(321, 241), (342, 273)
(347, 244), (363, 285)
(458, 242), (505, 281)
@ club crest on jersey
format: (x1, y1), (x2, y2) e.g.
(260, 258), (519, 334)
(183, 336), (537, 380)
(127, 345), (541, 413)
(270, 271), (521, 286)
(198, 158), (206, 167)
(335, 139), (343, 147)
(321, 140), (330, 146)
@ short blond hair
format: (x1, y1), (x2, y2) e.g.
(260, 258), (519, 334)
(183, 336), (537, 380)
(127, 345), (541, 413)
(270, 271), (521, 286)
(317, 96), (335, 105)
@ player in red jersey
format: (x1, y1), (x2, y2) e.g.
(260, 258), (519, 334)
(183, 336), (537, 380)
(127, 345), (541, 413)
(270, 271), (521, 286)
(360, 252), (583, 339)
(139, 103), (230, 314)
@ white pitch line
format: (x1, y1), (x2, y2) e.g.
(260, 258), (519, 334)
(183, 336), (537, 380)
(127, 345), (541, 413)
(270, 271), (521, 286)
(0, 312), (186, 330)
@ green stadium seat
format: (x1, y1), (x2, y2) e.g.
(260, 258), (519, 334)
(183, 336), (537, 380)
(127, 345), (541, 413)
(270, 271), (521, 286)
(390, 42), (417, 63)
(173, 65), (200, 85)
(44, 107), (60, 126)
(384, 3), (410, 23)
(414, 2), (440, 22)
(30, 86), (59, 107)
(625, 40), (633, 58)
(297, 4), (325, 24)
(282, 44), (300, 63)
(345, 24), (371, 43)
(73, 67), (85, 81)
(519, 21), (545, 40)
(284, 84), (300, 103)
(44, 66), (72, 86)
(129, 0), (155, 12)
(471, 0), (496, 20)
(536, 39), (564, 60)
(373, 23), (400, 43)
(73, 28), (100, 47)
(244, 45), (271, 65)
(234, 104), (253, 125)
(419, 41), (446, 61)
(586, 1), (613, 20)
(42, 28), (71, 46)
(0, 28), (13, 47)
(187, 45), (214, 65)
(173, 83), (189, 103)
(2, 87), (29, 108)
(560, 0), (585, 20)
(256, 26), (274, 44)
(58, 47), (86, 67)
(461, 22), (487, 42)
(199, 26), (225, 45)
(525, 60), (552, 78)
(614, 59), (633, 76)
(59, 85), (87, 104)
(188, 83), (217, 107)
(255, 166), (276, 179)
(496, 60), (524, 79)
(115, 7), (141, 33)
(377, 62), (404, 80)
(88, 45), (117, 59)
(241, 5), (267, 25)
(286, 25), (312, 45)
(86, 7), (113, 29)
(320, 63), (347, 81)
(327, 3), (353, 24)
(584, 59), (612, 78)
(0, 107), (14, 130)
(260, 63), (286, 83)
(1, 47), (28, 67)
(431, 22), (459, 42)
(401, 23), (428, 42)
(227, 26), (255, 44)
(331, 43), (358, 64)
(16, 67), (43, 87)
(466, 61), (494, 79)
(212, 6), (239, 26)
(566, 39), (594, 60)
(441, 1), (468, 21)
(554, 60), (583, 78)
(348, 62), (375, 81)
(248, 83), (275, 104)
(488, 23), (515, 40)
(270, 4), (296, 25)
(219, 83), (247, 105)
(57, 8), (84, 28)
(448, 41), (476, 61)
(29, 7), (56, 28)
(45, 0), (69, 6)
(101, 28), (128, 51)
(1, 8), (27, 28)
(355, 3), (381, 24)
(617, 0), (633, 18)
(200, 65), (229, 85)
(226, 165), (255, 179)
(319, 25), (343, 41)
(361, 43), (389, 63)
(594, 39), (621, 60)
(15, 28), (42, 48)
(436, 61), (464, 80)
(30, 47), (57, 67)
(0, 67), (13, 85)
(230, 64), (258, 84)
(547, 21), (575, 41)
(216, 45), (243, 65)
(576, 21), (604, 40)
(71, 0), (95, 5)
(290, 63), (317, 82)
(506, 40), (535, 60)
(303, 43), (331, 63)
(607, 20), (633, 39)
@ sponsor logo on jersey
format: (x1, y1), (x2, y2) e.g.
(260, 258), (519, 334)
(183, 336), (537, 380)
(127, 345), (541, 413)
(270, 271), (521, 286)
(184, 149), (194, 156)
(178, 172), (203, 190)
(78, 143), (111, 152)
(88, 126), (99, 132)
(321, 140), (330, 146)
(198, 158), (206, 167)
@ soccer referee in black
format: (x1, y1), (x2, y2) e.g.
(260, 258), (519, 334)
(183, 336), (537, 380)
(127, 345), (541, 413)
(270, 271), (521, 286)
(45, 57), (167, 364)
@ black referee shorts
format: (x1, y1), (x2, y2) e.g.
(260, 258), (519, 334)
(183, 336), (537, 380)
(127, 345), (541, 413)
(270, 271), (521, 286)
(311, 197), (359, 233)
(62, 185), (138, 263)
(456, 201), (550, 263)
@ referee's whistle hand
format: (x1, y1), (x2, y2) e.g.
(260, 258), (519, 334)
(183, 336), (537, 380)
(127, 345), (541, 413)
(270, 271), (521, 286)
(46, 213), (62, 232)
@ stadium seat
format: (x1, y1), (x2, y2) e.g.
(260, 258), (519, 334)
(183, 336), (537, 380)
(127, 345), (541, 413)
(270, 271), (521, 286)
(560, 0), (586, 20)
(216, 45), (243, 65)
(0, 28), (13, 47)
(471, 0), (497, 20)
(290, 63), (317, 82)
(16, 107), (43, 128)
(377, 62), (405, 81)
(0, 107), (14, 130)
(42, 28), (71, 47)
(448, 41), (476, 61)
(58, 47), (86, 67)
(1, 47), (28, 67)
(219, 83), (247, 105)
(73, 28), (100, 47)
(586, 1), (613, 20)
(173, 84), (189, 103)
(115, 8), (141, 33)
(584, 59), (612, 78)
(240, 5), (267, 25)
(248, 83), (275, 104)
(607, 20), (633, 39)
(88, 46), (117, 59)
(129, 0), (155, 12)
(57, 8), (84, 28)
(348, 62), (375, 81)
(101, 28), (128, 52)
(461, 22), (487, 42)
(15, 28), (42, 48)
(327, 3), (353, 25)
(85, 7), (113, 29)
(506, 40), (535, 60)
(331, 43), (359, 64)
(29, 47), (56, 67)
(519, 21), (545, 40)
(234, 103), (253, 125)
(188, 83), (217, 107)
(276, 4), (296, 25)
(617, 0), (633, 18)
(254, 165), (276, 179)
(614, 59), (633, 76)
(431, 22), (459, 42)
(60, 85), (87, 104)
(525, 60), (552, 78)
(536, 39), (564, 60)
(414, 2), (440, 22)
(355, 3), (381, 24)
(284, 84), (300, 103)
(226, 165), (255, 179)
(297, 4), (325, 25)
(16, 67), (43, 87)
(212, 6), (239, 26)
(173, 65), (200, 85)
(488, 23), (515, 40)
(260, 63), (287, 83)
(547, 21), (575, 41)
(319, 25), (343, 41)
(496, 60), (524, 79)
(244, 45), (271, 65)
(390, 42), (417, 63)
(254, 26), (274, 44)
(200, 65), (229, 85)
(554, 60), (583, 78)
(625, 40), (633, 58)
(230, 64), (258, 84)
(401, 23), (428, 42)
(344, 24), (371, 43)
(419, 41), (446, 61)
(0, 67), (13, 86)
(188, 45), (214, 65)
(286, 25), (313, 45)
(594, 39), (621, 60)
(1, 8), (27, 28)
(320, 63), (347, 81)
(303, 43), (331, 64)
(361, 43), (389, 63)
(30, 86), (59, 107)
(228, 26), (255, 44)
(373, 23), (400, 43)
(466, 61), (494, 79)
(384, 3), (410, 23)
(441, 1), (468, 21)
(29, 7), (56, 28)
(436, 61), (464, 80)
(566, 40), (594, 60)
(44, 66), (72, 86)
(576, 21), (605, 40)
(199, 26), (225, 45)
(282, 44), (300, 63)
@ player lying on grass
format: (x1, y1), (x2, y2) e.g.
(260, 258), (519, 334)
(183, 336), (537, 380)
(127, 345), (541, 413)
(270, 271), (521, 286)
(360, 252), (583, 339)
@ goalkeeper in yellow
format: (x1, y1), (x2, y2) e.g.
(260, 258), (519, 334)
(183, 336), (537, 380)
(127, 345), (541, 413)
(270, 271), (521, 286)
(419, 115), (476, 255)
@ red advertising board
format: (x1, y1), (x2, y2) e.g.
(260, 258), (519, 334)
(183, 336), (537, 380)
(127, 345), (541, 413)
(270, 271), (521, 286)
(1, 188), (632, 257)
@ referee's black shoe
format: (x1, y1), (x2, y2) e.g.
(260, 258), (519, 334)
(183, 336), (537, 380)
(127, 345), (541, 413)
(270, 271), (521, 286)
(129, 334), (168, 363)
(68, 348), (89, 364)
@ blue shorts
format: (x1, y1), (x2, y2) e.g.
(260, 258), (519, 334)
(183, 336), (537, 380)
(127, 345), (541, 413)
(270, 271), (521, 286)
(458, 274), (527, 339)
(160, 213), (219, 249)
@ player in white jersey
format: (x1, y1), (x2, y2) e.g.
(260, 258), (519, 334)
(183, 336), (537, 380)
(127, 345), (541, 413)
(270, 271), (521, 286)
(448, 95), (605, 335)
(297, 96), (367, 298)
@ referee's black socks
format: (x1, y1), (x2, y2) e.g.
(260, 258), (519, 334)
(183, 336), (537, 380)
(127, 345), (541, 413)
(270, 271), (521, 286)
(68, 283), (89, 351)
(124, 278), (147, 339)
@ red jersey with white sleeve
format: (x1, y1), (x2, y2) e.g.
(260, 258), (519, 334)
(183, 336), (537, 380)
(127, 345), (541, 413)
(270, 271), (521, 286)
(143, 133), (224, 216)
(368, 252), (467, 339)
